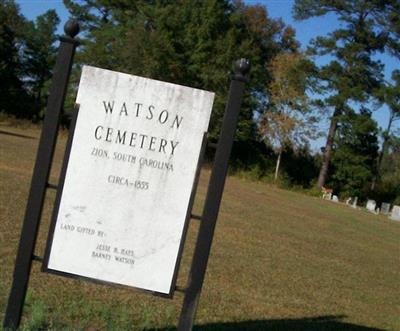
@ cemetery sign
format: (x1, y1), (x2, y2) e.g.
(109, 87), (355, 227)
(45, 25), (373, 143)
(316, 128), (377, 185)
(43, 66), (215, 296)
(4, 20), (249, 331)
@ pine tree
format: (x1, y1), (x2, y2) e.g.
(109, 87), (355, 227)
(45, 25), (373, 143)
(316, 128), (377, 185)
(330, 108), (379, 199)
(293, 0), (400, 188)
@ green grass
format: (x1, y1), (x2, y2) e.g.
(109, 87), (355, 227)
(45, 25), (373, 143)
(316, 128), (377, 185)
(0, 124), (399, 331)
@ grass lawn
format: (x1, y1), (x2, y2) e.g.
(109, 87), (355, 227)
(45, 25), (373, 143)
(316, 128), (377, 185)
(0, 124), (399, 331)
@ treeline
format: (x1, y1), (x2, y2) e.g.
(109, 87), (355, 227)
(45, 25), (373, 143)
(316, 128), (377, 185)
(1, 0), (399, 204)
(0, 0), (59, 120)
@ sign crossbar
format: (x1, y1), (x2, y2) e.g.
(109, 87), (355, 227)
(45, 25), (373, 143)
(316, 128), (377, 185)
(46, 183), (59, 190)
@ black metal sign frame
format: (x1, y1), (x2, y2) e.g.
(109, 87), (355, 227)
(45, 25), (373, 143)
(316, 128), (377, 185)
(3, 19), (250, 331)
(3, 20), (80, 330)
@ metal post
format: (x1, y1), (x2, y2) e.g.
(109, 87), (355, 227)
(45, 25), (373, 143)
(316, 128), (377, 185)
(3, 20), (80, 330)
(177, 59), (250, 331)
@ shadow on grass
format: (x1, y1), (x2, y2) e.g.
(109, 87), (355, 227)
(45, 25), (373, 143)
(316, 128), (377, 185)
(0, 130), (36, 140)
(149, 315), (384, 331)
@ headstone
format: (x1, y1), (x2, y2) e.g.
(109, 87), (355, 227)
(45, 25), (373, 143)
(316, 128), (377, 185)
(346, 197), (352, 205)
(44, 66), (215, 295)
(381, 202), (391, 215)
(366, 199), (376, 213)
(390, 205), (400, 221)
(352, 196), (358, 208)
(331, 195), (339, 202)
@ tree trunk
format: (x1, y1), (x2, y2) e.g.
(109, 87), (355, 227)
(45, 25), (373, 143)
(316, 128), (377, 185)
(274, 148), (282, 181)
(317, 108), (341, 188)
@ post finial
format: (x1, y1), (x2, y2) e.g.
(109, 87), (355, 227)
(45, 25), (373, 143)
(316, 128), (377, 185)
(64, 19), (80, 38)
(233, 58), (250, 81)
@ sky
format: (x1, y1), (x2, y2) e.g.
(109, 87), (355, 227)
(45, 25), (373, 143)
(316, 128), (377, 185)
(16, 0), (399, 150)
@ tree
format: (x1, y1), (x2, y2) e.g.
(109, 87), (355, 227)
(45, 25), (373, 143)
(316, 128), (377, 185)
(370, 69), (400, 193)
(23, 10), (60, 119)
(64, 0), (299, 142)
(0, 1), (60, 119)
(377, 70), (400, 174)
(293, 0), (400, 188)
(0, 0), (31, 117)
(376, 135), (400, 204)
(329, 108), (379, 199)
(259, 52), (318, 180)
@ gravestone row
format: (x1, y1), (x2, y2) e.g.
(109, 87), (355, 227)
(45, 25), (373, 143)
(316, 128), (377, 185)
(322, 191), (399, 221)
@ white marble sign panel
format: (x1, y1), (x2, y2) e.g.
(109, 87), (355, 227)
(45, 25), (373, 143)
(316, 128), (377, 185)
(45, 66), (214, 295)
